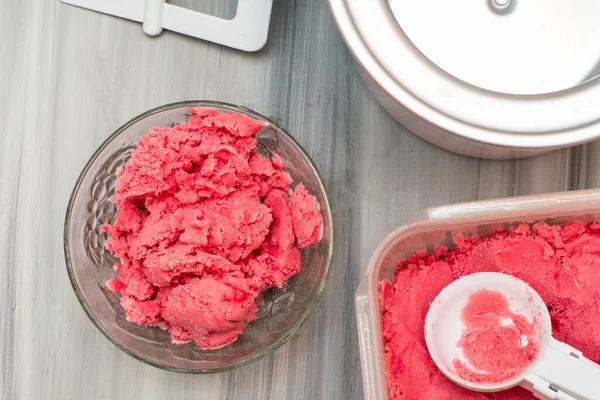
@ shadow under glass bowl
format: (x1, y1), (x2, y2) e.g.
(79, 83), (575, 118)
(64, 101), (334, 373)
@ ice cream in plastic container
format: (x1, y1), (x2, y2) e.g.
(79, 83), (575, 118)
(355, 189), (600, 400)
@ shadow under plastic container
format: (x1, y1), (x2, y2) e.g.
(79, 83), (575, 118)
(356, 189), (600, 400)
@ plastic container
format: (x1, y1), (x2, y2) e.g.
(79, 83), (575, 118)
(355, 189), (600, 399)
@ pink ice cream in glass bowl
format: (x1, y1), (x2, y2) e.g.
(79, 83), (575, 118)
(64, 101), (334, 372)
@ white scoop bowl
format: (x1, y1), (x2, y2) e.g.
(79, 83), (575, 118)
(425, 272), (600, 400)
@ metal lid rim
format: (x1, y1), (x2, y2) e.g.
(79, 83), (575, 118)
(329, 0), (600, 149)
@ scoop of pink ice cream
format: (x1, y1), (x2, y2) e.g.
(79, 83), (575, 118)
(114, 111), (266, 201)
(162, 274), (258, 348)
(453, 289), (539, 383)
(289, 183), (322, 248)
(120, 295), (162, 326)
(244, 189), (301, 289)
(143, 243), (236, 287)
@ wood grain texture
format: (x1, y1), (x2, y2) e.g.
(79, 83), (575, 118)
(0, 0), (596, 399)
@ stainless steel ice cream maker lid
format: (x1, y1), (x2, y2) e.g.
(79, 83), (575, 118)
(330, 0), (600, 150)
(395, 0), (600, 95)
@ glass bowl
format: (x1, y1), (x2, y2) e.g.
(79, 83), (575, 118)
(64, 101), (334, 373)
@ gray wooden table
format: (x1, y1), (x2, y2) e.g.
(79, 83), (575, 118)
(1, 0), (597, 399)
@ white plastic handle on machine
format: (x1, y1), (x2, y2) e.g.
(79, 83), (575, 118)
(59, 0), (274, 51)
(143, 0), (165, 36)
(425, 273), (600, 400)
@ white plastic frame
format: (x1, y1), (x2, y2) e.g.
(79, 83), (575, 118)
(59, 0), (273, 52)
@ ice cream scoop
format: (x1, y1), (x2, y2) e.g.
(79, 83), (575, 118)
(425, 272), (600, 400)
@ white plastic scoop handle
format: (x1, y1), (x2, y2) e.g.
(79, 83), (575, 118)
(425, 272), (600, 400)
